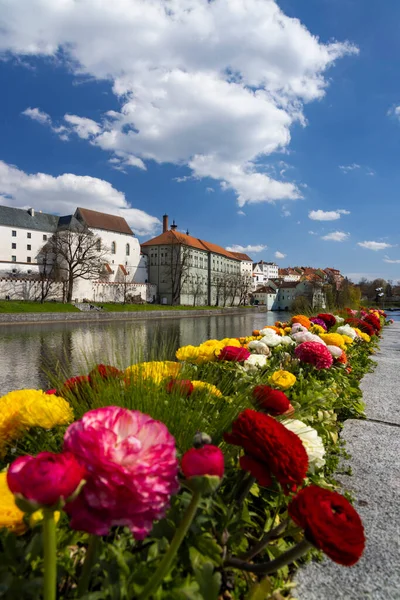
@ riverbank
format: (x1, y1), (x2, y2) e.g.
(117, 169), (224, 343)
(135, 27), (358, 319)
(0, 305), (266, 325)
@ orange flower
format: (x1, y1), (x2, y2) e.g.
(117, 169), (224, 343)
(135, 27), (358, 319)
(291, 315), (311, 330)
(337, 351), (347, 365)
(252, 330), (260, 336)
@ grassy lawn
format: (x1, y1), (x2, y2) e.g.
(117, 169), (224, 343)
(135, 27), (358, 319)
(0, 301), (80, 313)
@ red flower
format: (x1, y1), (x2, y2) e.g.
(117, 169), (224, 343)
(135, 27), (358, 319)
(363, 314), (381, 333)
(181, 445), (224, 479)
(252, 385), (293, 416)
(60, 375), (91, 397)
(218, 346), (251, 362)
(317, 313), (336, 329)
(294, 342), (333, 369)
(45, 389), (57, 395)
(345, 318), (375, 337)
(7, 451), (85, 510)
(166, 379), (194, 397)
(224, 409), (308, 494)
(288, 485), (365, 566)
(88, 364), (123, 381)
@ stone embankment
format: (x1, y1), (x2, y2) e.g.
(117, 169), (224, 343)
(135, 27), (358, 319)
(295, 323), (400, 599)
(0, 306), (266, 325)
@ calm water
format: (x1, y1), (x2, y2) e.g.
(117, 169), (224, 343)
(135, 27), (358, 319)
(0, 311), (287, 393)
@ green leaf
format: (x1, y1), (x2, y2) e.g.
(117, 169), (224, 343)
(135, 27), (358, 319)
(192, 535), (222, 565)
(193, 562), (221, 600)
(245, 577), (273, 600)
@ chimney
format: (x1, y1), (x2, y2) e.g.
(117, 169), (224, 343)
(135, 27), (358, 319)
(28, 208), (35, 217)
(162, 214), (168, 233)
(170, 220), (177, 231)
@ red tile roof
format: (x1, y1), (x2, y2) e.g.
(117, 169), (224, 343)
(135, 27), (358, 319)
(77, 208), (133, 235)
(141, 230), (240, 261)
(119, 264), (128, 276)
(229, 251), (253, 262)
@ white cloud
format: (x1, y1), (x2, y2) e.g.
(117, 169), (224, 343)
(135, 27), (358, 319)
(281, 207), (291, 217)
(388, 105), (400, 119)
(308, 230), (318, 235)
(64, 114), (102, 139)
(383, 257), (400, 264)
(339, 163), (361, 173)
(22, 107), (52, 126)
(226, 244), (266, 254)
(358, 241), (395, 251)
(2, 0), (358, 206)
(309, 209), (350, 221)
(0, 160), (160, 236)
(206, 187), (214, 193)
(321, 231), (349, 242)
(275, 251), (286, 259)
(237, 210), (246, 216)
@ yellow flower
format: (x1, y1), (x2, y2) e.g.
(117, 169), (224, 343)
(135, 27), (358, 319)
(176, 345), (201, 362)
(310, 324), (325, 335)
(358, 331), (371, 343)
(191, 380), (223, 398)
(319, 333), (346, 350)
(284, 327), (292, 334)
(342, 335), (354, 345)
(270, 370), (297, 390)
(29, 510), (60, 528)
(126, 361), (180, 384)
(0, 472), (27, 534)
(220, 338), (242, 348)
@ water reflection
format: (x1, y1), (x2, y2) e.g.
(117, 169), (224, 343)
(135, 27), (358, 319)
(0, 311), (287, 393)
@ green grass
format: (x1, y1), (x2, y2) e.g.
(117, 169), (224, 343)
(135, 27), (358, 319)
(0, 300), (80, 313)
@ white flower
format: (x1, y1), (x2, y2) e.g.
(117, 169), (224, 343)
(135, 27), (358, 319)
(337, 324), (357, 340)
(326, 345), (343, 358)
(279, 336), (295, 346)
(260, 332), (282, 347)
(291, 324), (308, 334)
(243, 354), (268, 372)
(334, 315), (345, 324)
(247, 341), (271, 356)
(282, 419), (326, 472)
(291, 332), (326, 345)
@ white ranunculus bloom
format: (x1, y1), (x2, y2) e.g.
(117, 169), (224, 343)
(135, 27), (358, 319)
(291, 323), (308, 334)
(291, 331), (326, 345)
(260, 333), (282, 347)
(282, 419), (326, 472)
(279, 335), (295, 346)
(334, 315), (345, 324)
(243, 354), (268, 372)
(247, 340), (271, 355)
(337, 324), (357, 340)
(326, 345), (343, 358)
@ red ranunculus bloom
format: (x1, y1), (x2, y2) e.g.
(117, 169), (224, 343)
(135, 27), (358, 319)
(181, 445), (224, 479)
(218, 346), (251, 362)
(288, 485), (365, 566)
(45, 389), (57, 395)
(317, 313), (336, 329)
(7, 451), (85, 509)
(88, 364), (123, 381)
(294, 341), (333, 369)
(252, 385), (293, 416)
(166, 378), (194, 397)
(345, 318), (375, 337)
(363, 314), (381, 333)
(224, 409), (308, 494)
(59, 375), (91, 398)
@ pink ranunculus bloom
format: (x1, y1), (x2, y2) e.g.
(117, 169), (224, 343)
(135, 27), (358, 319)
(63, 406), (179, 539)
(218, 346), (251, 362)
(181, 445), (224, 479)
(294, 341), (333, 370)
(7, 451), (86, 510)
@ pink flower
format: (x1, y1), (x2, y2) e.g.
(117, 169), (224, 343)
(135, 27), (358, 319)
(63, 406), (179, 539)
(181, 445), (224, 479)
(7, 451), (86, 510)
(166, 379), (194, 397)
(218, 346), (251, 362)
(294, 342), (333, 370)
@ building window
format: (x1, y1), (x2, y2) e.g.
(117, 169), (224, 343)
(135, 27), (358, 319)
(11, 255), (16, 262)
(11, 243), (16, 249)
(111, 242), (116, 254)
(27, 232), (31, 238)
(126, 244), (130, 256)
(27, 244), (31, 250)
(12, 230), (16, 237)
(43, 234), (47, 241)
(27, 257), (31, 263)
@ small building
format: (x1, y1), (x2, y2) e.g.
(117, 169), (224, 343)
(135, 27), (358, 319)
(253, 261), (279, 289)
(252, 285), (277, 310)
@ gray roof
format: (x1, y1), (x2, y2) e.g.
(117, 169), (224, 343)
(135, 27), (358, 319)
(0, 205), (59, 233)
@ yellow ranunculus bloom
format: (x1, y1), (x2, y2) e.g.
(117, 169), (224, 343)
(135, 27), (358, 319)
(270, 370), (297, 390)
(125, 361), (180, 384)
(191, 380), (223, 398)
(176, 345), (201, 362)
(358, 331), (371, 343)
(319, 333), (346, 350)
(310, 324), (325, 335)
(0, 472), (26, 534)
(341, 335), (354, 345)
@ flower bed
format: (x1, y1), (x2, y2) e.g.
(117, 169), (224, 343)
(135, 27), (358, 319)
(0, 308), (389, 599)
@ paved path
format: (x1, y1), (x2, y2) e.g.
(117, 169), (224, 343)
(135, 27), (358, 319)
(295, 323), (400, 600)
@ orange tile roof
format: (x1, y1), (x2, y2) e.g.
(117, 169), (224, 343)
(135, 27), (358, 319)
(77, 207), (133, 235)
(141, 230), (240, 261)
(229, 251), (253, 262)
(119, 264), (128, 276)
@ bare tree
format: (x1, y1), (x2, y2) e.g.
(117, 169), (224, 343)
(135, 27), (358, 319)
(163, 238), (191, 305)
(42, 227), (109, 303)
(238, 274), (253, 306)
(189, 274), (205, 306)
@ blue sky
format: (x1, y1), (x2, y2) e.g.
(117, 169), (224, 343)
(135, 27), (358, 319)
(0, 0), (399, 282)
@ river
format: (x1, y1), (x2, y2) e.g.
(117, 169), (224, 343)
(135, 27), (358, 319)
(0, 311), (287, 393)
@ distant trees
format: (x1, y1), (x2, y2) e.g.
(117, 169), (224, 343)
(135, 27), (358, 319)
(163, 238), (191, 305)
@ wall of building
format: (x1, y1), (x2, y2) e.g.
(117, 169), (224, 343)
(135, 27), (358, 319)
(0, 224), (51, 271)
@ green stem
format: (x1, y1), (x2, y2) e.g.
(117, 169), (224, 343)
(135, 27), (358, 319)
(236, 474), (256, 506)
(225, 539), (313, 575)
(42, 509), (57, 600)
(139, 491), (202, 600)
(240, 518), (290, 561)
(77, 535), (101, 598)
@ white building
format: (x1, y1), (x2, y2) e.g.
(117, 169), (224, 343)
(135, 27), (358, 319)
(252, 285), (277, 310)
(253, 261), (279, 289)
(0, 205), (155, 303)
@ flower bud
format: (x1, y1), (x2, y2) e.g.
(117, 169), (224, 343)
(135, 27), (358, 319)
(7, 451), (86, 512)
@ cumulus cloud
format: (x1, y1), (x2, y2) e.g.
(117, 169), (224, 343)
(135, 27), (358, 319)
(309, 209), (350, 221)
(22, 107), (52, 125)
(275, 251), (286, 259)
(226, 244), (266, 254)
(237, 210), (246, 216)
(64, 114), (102, 139)
(321, 231), (349, 242)
(358, 241), (395, 251)
(3, 0), (358, 206)
(0, 160), (160, 236)
(383, 257), (400, 264)
(339, 164), (361, 173)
